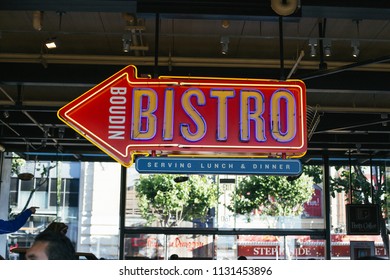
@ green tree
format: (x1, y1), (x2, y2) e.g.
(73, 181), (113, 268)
(228, 172), (314, 221)
(135, 174), (218, 227)
(228, 170), (314, 259)
(330, 165), (387, 205)
(330, 165), (389, 257)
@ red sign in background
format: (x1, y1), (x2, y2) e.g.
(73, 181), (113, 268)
(58, 65), (306, 167)
(237, 234), (386, 259)
(303, 184), (323, 217)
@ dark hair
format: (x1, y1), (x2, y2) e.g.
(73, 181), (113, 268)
(34, 231), (76, 260)
(169, 254), (179, 260)
(44, 222), (68, 235)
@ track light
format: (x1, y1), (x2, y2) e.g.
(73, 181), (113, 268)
(351, 40), (360, 58)
(45, 38), (58, 49)
(308, 38), (317, 57)
(220, 36), (229, 55)
(352, 20), (361, 58)
(122, 33), (132, 53)
(123, 41), (130, 53)
(310, 45), (316, 57)
(323, 39), (332, 57)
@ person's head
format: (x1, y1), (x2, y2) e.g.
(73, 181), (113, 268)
(169, 254), (179, 260)
(44, 222), (68, 235)
(26, 230), (76, 260)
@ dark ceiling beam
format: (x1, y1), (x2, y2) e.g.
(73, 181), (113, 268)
(298, 55), (390, 81)
(0, 0), (137, 12)
(2, 63), (390, 92)
(0, 105), (59, 113)
(1, 0), (389, 20)
(136, 0), (281, 17)
(118, 0), (390, 20)
(0, 0), (282, 16)
(301, 0), (390, 20)
(0, 63), (123, 86)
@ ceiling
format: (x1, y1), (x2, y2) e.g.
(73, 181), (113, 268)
(1, 0), (390, 164)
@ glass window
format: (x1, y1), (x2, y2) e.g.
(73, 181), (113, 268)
(67, 179), (79, 193)
(124, 234), (165, 260)
(9, 178), (18, 206)
(125, 168), (325, 230)
(49, 192), (62, 207)
(49, 178), (61, 193)
(34, 177), (48, 192)
(20, 180), (33, 191)
(65, 193), (78, 207)
(124, 234), (214, 260)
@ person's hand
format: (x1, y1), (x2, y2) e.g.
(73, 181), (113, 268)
(28, 207), (39, 214)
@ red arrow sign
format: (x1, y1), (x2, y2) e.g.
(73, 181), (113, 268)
(58, 65), (306, 167)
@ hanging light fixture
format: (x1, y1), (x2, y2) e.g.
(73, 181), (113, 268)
(44, 12), (63, 50)
(220, 36), (229, 55)
(308, 38), (317, 57)
(323, 39), (332, 57)
(45, 37), (59, 49)
(352, 20), (361, 58)
(351, 39), (360, 58)
(122, 33), (132, 53)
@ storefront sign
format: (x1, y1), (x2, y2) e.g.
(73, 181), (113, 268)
(58, 65), (306, 167)
(135, 157), (302, 175)
(346, 204), (380, 235)
(237, 234), (386, 259)
(303, 184), (323, 217)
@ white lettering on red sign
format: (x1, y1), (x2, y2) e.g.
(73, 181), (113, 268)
(108, 87), (127, 139)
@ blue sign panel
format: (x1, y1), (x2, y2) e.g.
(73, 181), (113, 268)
(135, 157), (302, 176)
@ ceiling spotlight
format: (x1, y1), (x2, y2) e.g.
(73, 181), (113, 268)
(220, 36), (229, 55)
(123, 41), (130, 53)
(351, 40), (360, 58)
(323, 39), (332, 57)
(221, 20), (230, 29)
(45, 38), (58, 49)
(122, 33), (132, 53)
(308, 38), (317, 57)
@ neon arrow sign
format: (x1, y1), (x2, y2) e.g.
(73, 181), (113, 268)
(58, 65), (306, 167)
